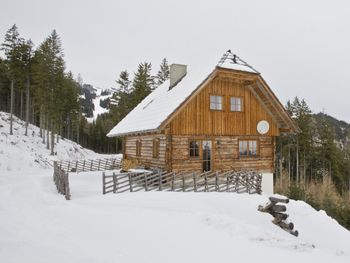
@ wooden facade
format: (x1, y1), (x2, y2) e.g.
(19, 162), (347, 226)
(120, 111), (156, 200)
(121, 67), (296, 174)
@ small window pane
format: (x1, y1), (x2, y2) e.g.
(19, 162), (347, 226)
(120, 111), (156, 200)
(210, 95), (223, 110)
(239, 141), (248, 156)
(230, 97), (242, 112)
(189, 140), (200, 157)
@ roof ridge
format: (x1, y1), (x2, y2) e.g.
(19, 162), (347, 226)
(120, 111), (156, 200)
(217, 50), (260, 74)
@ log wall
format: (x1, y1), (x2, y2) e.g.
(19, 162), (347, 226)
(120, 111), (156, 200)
(171, 135), (274, 173)
(124, 135), (167, 170)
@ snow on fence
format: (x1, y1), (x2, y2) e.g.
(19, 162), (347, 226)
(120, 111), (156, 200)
(53, 158), (122, 200)
(102, 170), (262, 195)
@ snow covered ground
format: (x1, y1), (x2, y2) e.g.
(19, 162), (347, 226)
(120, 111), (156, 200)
(1, 112), (350, 263)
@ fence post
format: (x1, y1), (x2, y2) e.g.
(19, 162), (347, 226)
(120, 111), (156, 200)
(246, 173), (249, 193)
(193, 173), (197, 192)
(171, 172), (175, 191)
(67, 161), (71, 173)
(128, 173), (133, 192)
(113, 172), (116, 193)
(144, 173), (148, 191)
(205, 173), (208, 192)
(75, 161), (78, 172)
(159, 172), (162, 191)
(182, 174), (185, 192)
(226, 174), (229, 192)
(98, 159), (101, 171)
(64, 172), (70, 200)
(90, 160), (93, 171)
(215, 172), (219, 192)
(102, 172), (106, 194)
(105, 159), (108, 170)
(83, 160), (86, 172)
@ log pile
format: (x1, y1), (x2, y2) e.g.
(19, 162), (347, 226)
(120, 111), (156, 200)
(258, 197), (298, 237)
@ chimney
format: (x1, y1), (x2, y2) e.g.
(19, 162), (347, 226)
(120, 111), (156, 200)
(169, 64), (187, 90)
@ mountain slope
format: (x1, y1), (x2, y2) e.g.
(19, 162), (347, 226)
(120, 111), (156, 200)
(0, 112), (350, 263)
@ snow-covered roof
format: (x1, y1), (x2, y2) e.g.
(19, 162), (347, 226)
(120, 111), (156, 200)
(107, 51), (259, 137)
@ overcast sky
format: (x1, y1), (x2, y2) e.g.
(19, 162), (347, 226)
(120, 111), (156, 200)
(1, 0), (349, 122)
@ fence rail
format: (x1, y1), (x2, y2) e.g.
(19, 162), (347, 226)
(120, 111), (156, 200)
(53, 158), (122, 200)
(102, 169), (262, 195)
(57, 158), (121, 173)
(53, 162), (71, 200)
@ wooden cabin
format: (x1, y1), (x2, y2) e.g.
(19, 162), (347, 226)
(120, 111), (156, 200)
(107, 51), (299, 193)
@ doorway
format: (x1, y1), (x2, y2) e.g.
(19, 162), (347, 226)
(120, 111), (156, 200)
(202, 140), (212, 172)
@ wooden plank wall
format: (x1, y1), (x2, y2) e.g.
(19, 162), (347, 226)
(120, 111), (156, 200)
(169, 77), (279, 136)
(125, 135), (166, 169)
(171, 135), (274, 173)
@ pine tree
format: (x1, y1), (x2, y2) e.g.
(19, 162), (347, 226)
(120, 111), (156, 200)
(156, 58), (169, 86)
(132, 62), (154, 106)
(1, 24), (25, 134)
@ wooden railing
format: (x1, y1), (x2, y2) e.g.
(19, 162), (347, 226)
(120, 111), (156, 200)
(53, 162), (71, 200)
(57, 158), (121, 173)
(102, 169), (262, 195)
(53, 158), (122, 200)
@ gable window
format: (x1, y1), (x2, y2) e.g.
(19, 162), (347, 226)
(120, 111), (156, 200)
(189, 140), (200, 157)
(210, 95), (223, 110)
(136, 140), (142, 156)
(239, 140), (258, 157)
(230, 97), (242, 112)
(152, 138), (160, 158)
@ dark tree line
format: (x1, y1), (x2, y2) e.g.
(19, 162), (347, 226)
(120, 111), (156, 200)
(275, 97), (350, 228)
(0, 25), (81, 154)
(76, 58), (170, 153)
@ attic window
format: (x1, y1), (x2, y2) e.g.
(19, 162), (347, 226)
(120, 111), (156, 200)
(210, 95), (223, 110)
(230, 97), (242, 112)
(142, 99), (154, 110)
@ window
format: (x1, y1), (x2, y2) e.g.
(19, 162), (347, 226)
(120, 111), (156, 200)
(230, 97), (242, 112)
(136, 140), (142, 156)
(189, 140), (200, 157)
(210, 95), (223, 110)
(152, 138), (160, 158)
(239, 140), (257, 157)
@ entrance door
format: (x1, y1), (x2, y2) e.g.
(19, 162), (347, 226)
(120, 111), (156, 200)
(202, 140), (212, 172)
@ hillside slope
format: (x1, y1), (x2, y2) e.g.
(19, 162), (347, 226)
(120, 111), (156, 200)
(0, 111), (111, 173)
(0, 112), (350, 263)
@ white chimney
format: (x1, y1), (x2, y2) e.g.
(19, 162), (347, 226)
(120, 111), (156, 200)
(169, 64), (187, 90)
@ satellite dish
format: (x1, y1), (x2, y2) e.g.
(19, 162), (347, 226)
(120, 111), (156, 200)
(257, 120), (270, 135)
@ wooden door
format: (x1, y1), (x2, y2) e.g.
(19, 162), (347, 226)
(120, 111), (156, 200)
(202, 140), (212, 171)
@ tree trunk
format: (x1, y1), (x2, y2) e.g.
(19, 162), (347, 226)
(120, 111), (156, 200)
(77, 114), (80, 144)
(50, 121), (55, 155)
(20, 90), (24, 120)
(288, 141), (291, 187)
(25, 77), (30, 136)
(296, 138), (299, 185)
(67, 114), (70, 140)
(46, 113), (50, 150)
(9, 80), (14, 135)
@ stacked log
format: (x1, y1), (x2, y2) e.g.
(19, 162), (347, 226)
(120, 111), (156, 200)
(258, 197), (298, 237)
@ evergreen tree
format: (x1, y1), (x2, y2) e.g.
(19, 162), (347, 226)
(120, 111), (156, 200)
(132, 62), (154, 106)
(156, 58), (169, 86)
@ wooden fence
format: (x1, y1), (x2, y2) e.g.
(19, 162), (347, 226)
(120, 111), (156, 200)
(102, 169), (262, 195)
(53, 158), (122, 200)
(53, 161), (71, 200)
(57, 158), (121, 173)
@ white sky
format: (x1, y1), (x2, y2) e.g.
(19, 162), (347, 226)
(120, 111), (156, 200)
(1, 0), (349, 122)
